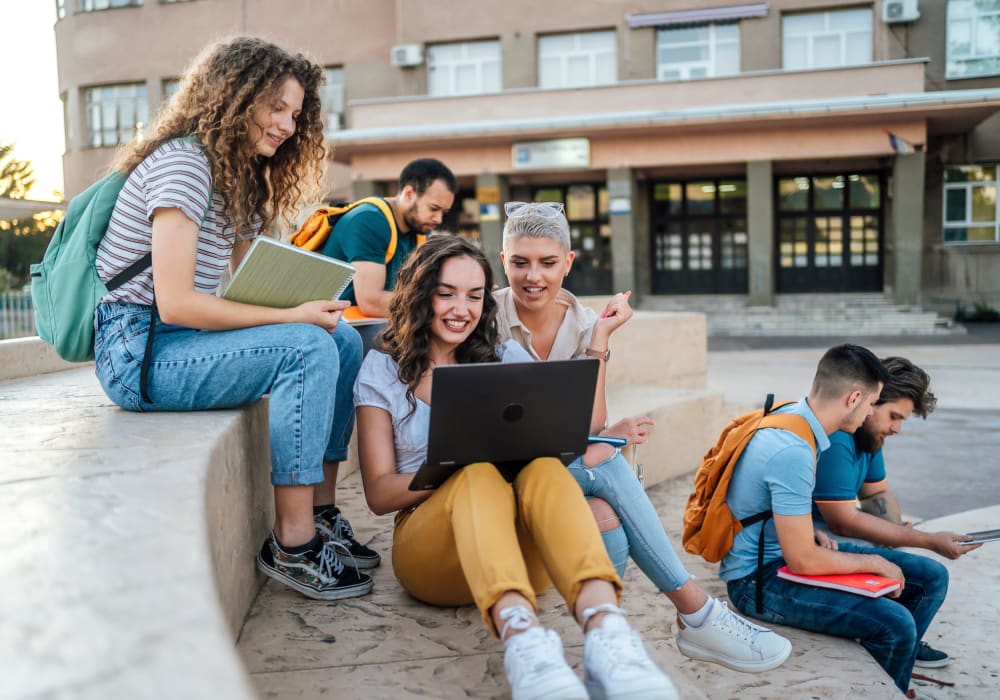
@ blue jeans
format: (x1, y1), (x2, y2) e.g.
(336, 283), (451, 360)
(94, 301), (362, 487)
(726, 543), (949, 693)
(567, 451), (692, 591)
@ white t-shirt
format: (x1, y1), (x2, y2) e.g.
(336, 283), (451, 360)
(353, 341), (532, 474)
(96, 138), (257, 305)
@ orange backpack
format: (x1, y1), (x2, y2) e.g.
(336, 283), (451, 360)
(682, 394), (816, 563)
(290, 196), (425, 262)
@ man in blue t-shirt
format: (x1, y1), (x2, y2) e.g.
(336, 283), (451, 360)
(322, 157), (456, 316)
(722, 344), (948, 695)
(814, 356), (981, 669)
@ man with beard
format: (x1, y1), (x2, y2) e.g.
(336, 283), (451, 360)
(721, 345), (947, 696)
(322, 157), (456, 318)
(813, 356), (981, 670)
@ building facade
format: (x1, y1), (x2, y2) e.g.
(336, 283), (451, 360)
(55, 0), (1000, 309)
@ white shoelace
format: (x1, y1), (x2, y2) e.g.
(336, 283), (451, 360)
(499, 605), (538, 640)
(714, 602), (765, 643)
(312, 539), (362, 581)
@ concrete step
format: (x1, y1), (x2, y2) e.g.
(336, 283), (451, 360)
(636, 293), (961, 337)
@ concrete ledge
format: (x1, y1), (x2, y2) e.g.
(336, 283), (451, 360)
(0, 361), (263, 699)
(607, 385), (727, 486)
(0, 335), (80, 381)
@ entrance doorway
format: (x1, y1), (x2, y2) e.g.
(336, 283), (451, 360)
(532, 184), (612, 296)
(775, 173), (884, 293)
(649, 179), (749, 294)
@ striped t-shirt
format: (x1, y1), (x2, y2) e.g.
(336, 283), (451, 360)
(96, 138), (258, 305)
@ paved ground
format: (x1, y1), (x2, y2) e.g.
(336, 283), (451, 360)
(237, 331), (1000, 699)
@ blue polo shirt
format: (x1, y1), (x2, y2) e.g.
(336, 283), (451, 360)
(719, 397), (831, 582)
(812, 430), (887, 524)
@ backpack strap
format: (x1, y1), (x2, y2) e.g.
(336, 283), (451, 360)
(353, 197), (400, 264)
(746, 396), (818, 614)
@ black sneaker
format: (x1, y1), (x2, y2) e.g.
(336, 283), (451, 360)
(256, 532), (373, 601)
(315, 505), (382, 569)
(914, 641), (949, 668)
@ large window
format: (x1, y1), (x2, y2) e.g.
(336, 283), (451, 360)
(947, 0), (1000, 79)
(657, 23), (739, 81)
(782, 8), (872, 70)
(944, 165), (999, 243)
(427, 40), (501, 96)
(538, 30), (616, 89)
(85, 83), (148, 147)
(162, 78), (181, 102)
(321, 67), (345, 136)
(82, 0), (141, 9)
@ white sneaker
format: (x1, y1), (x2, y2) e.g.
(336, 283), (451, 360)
(582, 606), (679, 700)
(504, 627), (588, 700)
(676, 600), (792, 673)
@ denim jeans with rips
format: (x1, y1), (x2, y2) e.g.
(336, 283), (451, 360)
(94, 301), (362, 487)
(567, 450), (693, 591)
(726, 543), (948, 693)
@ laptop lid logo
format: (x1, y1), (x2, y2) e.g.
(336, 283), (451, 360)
(503, 403), (524, 422)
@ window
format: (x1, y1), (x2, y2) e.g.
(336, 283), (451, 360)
(657, 23), (739, 81)
(320, 67), (344, 136)
(947, 0), (1000, 79)
(162, 79), (181, 102)
(782, 8), (872, 70)
(538, 30), (616, 89)
(61, 92), (71, 150)
(82, 0), (141, 9)
(85, 83), (149, 147)
(428, 40), (501, 96)
(943, 165), (999, 243)
(56, 0), (67, 19)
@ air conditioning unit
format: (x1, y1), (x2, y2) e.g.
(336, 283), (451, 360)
(391, 44), (424, 68)
(883, 0), (919, 24)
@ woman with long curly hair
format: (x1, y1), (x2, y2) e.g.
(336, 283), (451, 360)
(93, 36), (373, 601)
(354, 235), (678, 700)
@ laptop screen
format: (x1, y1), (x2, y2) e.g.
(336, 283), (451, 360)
(409, 358), (600, 490)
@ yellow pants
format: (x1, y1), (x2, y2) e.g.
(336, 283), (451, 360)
(392, 457), (622, 637)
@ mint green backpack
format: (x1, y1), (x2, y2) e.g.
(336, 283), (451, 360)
(31, 136), (207, 366)
(30, 170), (139, 362)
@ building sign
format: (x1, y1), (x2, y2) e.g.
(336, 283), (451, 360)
(512, 138), (590, 170)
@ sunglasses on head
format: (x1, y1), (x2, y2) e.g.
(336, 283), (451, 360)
(504, 201), (566, 219)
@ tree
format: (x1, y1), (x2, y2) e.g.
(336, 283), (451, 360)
(0, 141), (36, 199)
(1, 141), (58, 287)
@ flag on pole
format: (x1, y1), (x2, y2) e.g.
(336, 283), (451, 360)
(883, 129), (916, 154)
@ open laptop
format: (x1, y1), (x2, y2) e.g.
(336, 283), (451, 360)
(408, 358), (600, 491)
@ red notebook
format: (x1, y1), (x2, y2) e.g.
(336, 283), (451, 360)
(776, 566), (901, 598)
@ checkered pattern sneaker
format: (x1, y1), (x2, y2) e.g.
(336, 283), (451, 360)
(256, 531), (373, 601)
(314, 505), (381, 569)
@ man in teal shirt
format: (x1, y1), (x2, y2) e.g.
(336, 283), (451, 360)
(322, 157), (456, 316)
(813, 356), (980, 669)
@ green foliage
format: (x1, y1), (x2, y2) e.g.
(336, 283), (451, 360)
(1, 141), (36, 199)
(0, 142), (59, 287)
(0, 267), (15, 292)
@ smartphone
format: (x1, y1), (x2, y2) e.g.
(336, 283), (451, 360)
(588, 435), (627, 447)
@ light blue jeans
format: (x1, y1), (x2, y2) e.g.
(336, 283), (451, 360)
(94, 301), (362, 487)
(567, 451), (692, 591)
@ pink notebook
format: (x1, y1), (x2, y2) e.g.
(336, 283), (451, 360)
(776, 566), (901, 598)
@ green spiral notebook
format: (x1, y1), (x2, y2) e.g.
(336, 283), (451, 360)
(222, 236), (356, 308)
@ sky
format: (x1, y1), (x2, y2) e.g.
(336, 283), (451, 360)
(0, 1), (64, 202)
